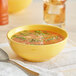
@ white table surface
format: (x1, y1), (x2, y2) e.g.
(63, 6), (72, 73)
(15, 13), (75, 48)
(0, 0), (76, 43)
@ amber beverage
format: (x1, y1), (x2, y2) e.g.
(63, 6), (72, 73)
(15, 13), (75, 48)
(0, 0), (8, 25)
(44, 0), (66, 28)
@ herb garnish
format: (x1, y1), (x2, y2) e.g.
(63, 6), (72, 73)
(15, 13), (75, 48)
(12, 35), (26, 40)
(30, 39), (39, 42)
(43, 31), (50, 35)
(45, 37), (54, 41)
(20, 32), (28, 36)
(34, 31), (45, 35)
(55, 36), (58, 39)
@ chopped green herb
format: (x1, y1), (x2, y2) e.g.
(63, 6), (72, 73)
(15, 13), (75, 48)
(12, 35), (26, 40)
(45, 37), (54, 41)
(11, 35), (17, 39)
(34, 31), (45, 35)
(43, 31), (49, 34)
(41, 33), (45, 35)
(20, 32), (28, 36)
(30, 39), (39, 42)
(17, 37), (26, 40)
(55, 36), (58, 39)
(19, 37), (26, 40)
(34, 31), (42, 33)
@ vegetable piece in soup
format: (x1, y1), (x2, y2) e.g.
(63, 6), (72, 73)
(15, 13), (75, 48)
(11, 30), (64, 45)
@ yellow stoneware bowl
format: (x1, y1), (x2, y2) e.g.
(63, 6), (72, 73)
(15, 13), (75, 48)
(7, 25), (68, 62)
(8, 0), (32, 13)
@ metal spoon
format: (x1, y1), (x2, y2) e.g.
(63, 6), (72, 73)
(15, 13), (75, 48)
(0, 48), (39, 76)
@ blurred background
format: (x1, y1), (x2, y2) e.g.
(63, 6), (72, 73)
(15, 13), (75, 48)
(0, 0), (76, 44)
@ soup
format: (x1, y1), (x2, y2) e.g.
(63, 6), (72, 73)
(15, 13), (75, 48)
(11, 30), (64, 45)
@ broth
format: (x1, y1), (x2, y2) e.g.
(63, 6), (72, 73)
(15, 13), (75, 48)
(11, 30), (64, 45)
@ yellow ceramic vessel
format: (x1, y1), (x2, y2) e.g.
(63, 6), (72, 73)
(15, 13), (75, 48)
(8, 0), (32, 13)
(7, 25), (68, 62)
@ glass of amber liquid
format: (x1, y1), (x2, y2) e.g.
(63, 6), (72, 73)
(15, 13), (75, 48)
(44, 0), (66, 28)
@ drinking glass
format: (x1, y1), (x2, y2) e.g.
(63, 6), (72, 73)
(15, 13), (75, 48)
(43, 0), (66, 28)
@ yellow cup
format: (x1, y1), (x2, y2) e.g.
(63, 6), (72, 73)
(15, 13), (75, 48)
(8, 0), (32, 13)
(7, 25), (68, 62)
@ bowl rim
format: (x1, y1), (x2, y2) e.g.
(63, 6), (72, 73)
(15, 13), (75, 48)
(7, 24), (68, 46)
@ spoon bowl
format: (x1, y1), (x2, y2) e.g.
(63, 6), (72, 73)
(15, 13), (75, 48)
(0, 48), (9, 61)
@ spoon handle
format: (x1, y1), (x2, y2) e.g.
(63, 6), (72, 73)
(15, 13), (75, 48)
(9, 60), (39, 76)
